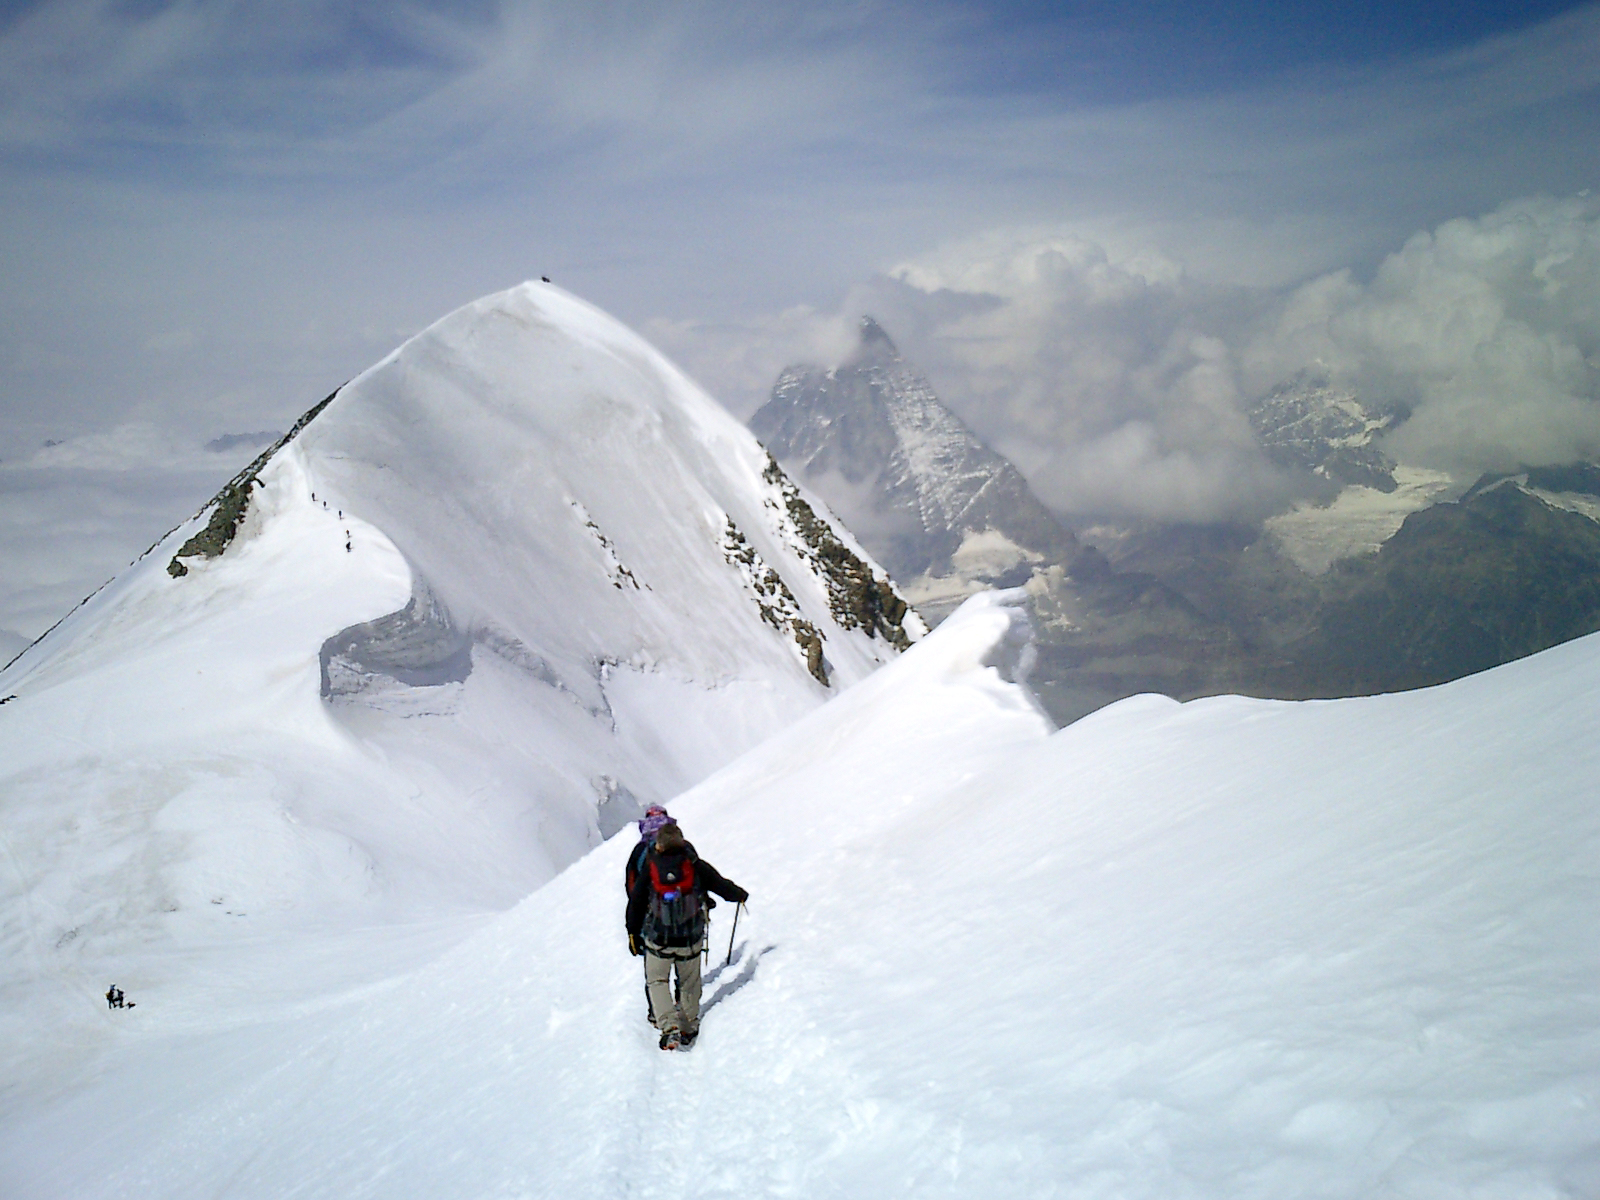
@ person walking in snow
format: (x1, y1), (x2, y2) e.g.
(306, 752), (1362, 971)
(626, 804), (675, 1026)
(626, 821), (747, 1050)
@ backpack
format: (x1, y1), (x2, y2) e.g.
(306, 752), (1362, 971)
(643, 851), (704, 948)
(625, 840), (650, 894)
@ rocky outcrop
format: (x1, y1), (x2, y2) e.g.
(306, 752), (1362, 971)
(168, 389), (340, 577)
(761, 457), (912, 651)
(1290, 478), (1600, 693)
(721, 516), (828, 684)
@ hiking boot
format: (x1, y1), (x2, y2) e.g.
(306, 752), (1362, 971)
(680, 1027), (698, 1047)
(659, 1030), (681, 1051)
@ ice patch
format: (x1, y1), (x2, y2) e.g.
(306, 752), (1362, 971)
(1264, 465), (1459, 574)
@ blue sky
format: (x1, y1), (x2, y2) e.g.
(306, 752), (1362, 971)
(2, 0), (1599, 644)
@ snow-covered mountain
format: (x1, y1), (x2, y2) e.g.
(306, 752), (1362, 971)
(5, 591), (1596, 1198)
(1247, 369), (1400, 493)
(752, 319), (1253, 721)
(0, 283), (919, 1085)
(752, 317), (1077, 617)
(755, 321), (1600, 713)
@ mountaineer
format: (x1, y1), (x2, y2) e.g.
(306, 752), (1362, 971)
(625, 821), (747, 1050)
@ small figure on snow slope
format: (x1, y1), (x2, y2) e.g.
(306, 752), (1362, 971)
(626, 821), (747, 1050)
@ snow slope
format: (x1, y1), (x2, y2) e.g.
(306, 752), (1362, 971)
(6, 591), (1597, 1198)
(0, 283), (916, 1096)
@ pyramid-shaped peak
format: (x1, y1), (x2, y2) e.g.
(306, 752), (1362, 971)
(856, 315), (899, 357)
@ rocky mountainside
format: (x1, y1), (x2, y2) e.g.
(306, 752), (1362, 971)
(753, 320), (1600, 720)
(754, 318), (1250, 723)
(1290, 473), (1600, 693)
(1247, 370), (1401, 492)
(752, 318), (1076, 596)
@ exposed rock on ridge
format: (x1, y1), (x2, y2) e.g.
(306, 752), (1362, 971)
(760, 456), (913, 651)
(168, 389), (340, 577)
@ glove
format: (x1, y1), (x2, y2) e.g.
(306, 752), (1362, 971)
(628, 933), (644, 957)
(734, 887), (749, 905)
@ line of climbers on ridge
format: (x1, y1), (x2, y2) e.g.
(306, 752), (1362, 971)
(624, 805), (747, 1051)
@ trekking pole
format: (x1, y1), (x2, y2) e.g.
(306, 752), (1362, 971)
(725, 902), (743, 967)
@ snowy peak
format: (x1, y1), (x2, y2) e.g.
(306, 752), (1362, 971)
(139, 284), (916, 701)
(752, 316), (1077, 591)
(0, 284), (922, 1038)
(1462, 462), (1600, 522)
(1249, 370), (1400, 492)
(853, 314), (899, 357)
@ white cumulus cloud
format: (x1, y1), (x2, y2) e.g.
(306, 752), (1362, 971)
(708, 196), (1600, 524)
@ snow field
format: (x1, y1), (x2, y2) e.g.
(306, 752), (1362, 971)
(0, 281), (917, 1104)
(7, 591), (1596, 1197)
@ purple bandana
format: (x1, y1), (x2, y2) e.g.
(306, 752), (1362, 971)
(638, 807), (672, 842)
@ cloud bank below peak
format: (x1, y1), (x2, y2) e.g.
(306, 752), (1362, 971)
(673, 196), (1600, 525)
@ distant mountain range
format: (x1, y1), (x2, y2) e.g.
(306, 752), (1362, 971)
(752, 318), (1600, 722)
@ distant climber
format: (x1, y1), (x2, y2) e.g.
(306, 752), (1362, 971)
(541, 276), (551, 283)
(105, 985), (124, 1009)
(626, 821), (747, 1050)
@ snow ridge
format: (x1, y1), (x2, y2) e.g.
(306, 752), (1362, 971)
(0, 283), (923, 1096)
(8, 597), (1597, 1198)
(166, 387), (341, 577)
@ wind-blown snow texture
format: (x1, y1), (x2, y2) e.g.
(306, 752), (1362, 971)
(4, 591), (1597, 1198)
(0, 283), (917, 1101)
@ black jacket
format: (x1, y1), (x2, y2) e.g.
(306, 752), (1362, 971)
(626, 845), (747, 940)
(624, 838), (652, 894)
